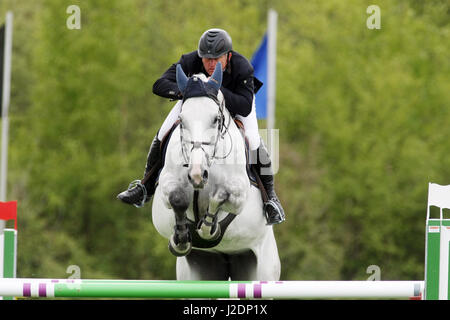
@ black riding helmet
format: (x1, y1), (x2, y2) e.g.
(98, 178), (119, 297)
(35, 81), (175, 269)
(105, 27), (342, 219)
(197, 28), (232, 58)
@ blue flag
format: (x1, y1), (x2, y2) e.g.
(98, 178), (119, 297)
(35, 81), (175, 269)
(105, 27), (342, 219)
(251, 33), (267, 119)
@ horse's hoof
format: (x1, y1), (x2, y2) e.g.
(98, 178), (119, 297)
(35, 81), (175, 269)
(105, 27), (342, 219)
(168, 235), (192, 257)
(209, 223), (221, 241)
(197, 223), (221, 241)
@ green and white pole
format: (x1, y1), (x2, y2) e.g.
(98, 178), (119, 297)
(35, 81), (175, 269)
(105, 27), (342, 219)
(0, 200), (17, 300)
(0, 228), (17, 301)
(0, 229), (16, 278)
(424, 183), (450, 300)
(0, 279), (424, 299)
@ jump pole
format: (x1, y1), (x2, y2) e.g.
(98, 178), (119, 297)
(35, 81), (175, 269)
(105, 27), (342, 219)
(0, 279), (423, 299)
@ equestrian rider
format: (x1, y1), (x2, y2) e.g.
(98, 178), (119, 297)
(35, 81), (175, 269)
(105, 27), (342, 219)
(117, 28), (285, 225)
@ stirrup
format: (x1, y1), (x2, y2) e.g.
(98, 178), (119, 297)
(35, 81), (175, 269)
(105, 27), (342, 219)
(264, 200), (285, 225)
(128, 179), (147, 208)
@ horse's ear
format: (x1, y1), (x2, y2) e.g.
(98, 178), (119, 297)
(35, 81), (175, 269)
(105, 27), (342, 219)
(176, 64), (188, 93)
(207, 62), (222, 91)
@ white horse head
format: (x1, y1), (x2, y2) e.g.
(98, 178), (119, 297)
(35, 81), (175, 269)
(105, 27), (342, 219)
(176, 63), (226, 190)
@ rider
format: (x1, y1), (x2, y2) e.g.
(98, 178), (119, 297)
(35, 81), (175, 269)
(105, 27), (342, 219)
(117, 28), (285, 225)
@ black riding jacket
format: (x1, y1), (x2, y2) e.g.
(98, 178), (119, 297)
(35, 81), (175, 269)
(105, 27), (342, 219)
(152, 50), (262, 117)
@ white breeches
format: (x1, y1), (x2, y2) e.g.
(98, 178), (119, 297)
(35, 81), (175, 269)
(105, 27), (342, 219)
(158, 100), (183, 141)
(158, 96), (261, 151)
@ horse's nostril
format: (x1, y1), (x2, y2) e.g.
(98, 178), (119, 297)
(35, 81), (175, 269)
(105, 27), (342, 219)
(187, 173), (192, 182)
(203, 170), (208, 180)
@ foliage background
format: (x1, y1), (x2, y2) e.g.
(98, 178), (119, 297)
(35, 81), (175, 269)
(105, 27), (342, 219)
(0, 0), (448, 283)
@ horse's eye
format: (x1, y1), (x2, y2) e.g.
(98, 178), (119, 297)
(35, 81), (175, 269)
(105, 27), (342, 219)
(213, 117), (218, 125)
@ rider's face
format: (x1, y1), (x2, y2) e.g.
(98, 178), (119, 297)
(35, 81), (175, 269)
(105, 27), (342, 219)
(202, 53), (230, 76)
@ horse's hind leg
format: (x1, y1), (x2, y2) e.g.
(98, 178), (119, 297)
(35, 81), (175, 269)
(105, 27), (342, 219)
(167, 188), (192, 256)
(176, 249), (229, 280)
(253, 229), (281, 281)
(228, 250), (258, 280)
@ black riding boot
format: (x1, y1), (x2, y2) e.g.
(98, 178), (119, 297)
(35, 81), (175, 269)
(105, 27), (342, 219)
(117, 135), (162, 207)
(253, 141), (285, 225)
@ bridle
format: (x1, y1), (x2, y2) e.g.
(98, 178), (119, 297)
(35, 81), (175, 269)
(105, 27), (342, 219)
(179, 93), (233, 168)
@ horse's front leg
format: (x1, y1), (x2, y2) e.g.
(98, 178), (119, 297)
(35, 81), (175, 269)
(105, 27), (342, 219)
(197, 188), (228, 241)
(167, 187), (192, 257)
(159, 169), (193, 257)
